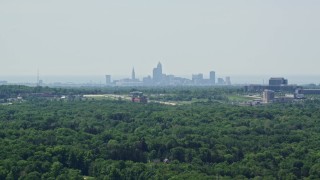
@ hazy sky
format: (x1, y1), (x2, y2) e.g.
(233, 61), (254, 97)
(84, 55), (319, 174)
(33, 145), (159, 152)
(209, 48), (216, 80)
(1, 0), (320, 78)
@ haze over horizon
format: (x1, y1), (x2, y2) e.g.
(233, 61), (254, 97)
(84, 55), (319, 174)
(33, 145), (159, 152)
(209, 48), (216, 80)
(1, 0), (320, 77)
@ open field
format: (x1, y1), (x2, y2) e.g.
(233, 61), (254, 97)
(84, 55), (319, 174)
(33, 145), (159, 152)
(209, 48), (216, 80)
(228, 94), (260, 102)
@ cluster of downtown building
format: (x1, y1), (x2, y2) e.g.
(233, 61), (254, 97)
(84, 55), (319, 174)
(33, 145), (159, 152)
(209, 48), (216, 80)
(243, 77), (320, 105)
(105, 62), (231, 87)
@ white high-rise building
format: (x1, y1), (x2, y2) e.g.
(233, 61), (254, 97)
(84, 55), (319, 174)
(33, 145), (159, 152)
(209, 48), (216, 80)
(262, 89), (275, 103)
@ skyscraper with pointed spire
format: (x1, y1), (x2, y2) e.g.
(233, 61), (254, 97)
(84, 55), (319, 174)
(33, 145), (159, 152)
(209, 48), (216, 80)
(132, 67), (136, 80)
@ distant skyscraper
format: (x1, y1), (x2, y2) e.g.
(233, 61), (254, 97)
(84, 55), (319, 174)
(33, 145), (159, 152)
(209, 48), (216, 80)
(157, 62), (162, 74)
(153, 68), (158, 81)
(143, 75), (153, 85)
(192, 74), (203, 81)
(210, 71), (215, 85)
(132, 68), (135, 80)
(105, 75), (111, 85)
(153, 62), (163, 83)
(217, 78), (225, 85)
(192, 73), (204, 85)
(225, 76), (231, 85)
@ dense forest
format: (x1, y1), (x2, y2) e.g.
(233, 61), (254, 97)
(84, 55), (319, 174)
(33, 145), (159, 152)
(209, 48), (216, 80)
(1, 85), (320, 179)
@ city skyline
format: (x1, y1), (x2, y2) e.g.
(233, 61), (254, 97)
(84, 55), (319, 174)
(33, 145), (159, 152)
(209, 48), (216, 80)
(1, 61), (320, 86)
(107, 62), (219, 86)
(1, 1), (320, 77)
(1, 74), (320, 86)
(0, 59), (320, 85)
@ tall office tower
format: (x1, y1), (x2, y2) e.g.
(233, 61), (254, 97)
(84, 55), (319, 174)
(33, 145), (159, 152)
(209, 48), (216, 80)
(225, 76), (231, 85)
(153, 62), (163, 83)
(105, 75), (111, 85)
(132, 68), (136, 80)
(153, 68), (158, 82)
(210, 71), (216, 85)
(157, 62), (162, 74)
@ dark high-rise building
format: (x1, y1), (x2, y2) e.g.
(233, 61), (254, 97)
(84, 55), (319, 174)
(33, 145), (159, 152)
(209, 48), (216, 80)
(153, 62), (163, 83)
(210, 71), (215, 84)
(269, 77), (288, 86)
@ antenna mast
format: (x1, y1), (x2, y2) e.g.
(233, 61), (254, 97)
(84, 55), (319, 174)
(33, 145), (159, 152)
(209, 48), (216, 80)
(37, 69), (39, 86)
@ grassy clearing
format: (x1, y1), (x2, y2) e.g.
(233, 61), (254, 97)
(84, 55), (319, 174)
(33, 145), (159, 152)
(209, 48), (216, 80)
(227, 95), (257, 102)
